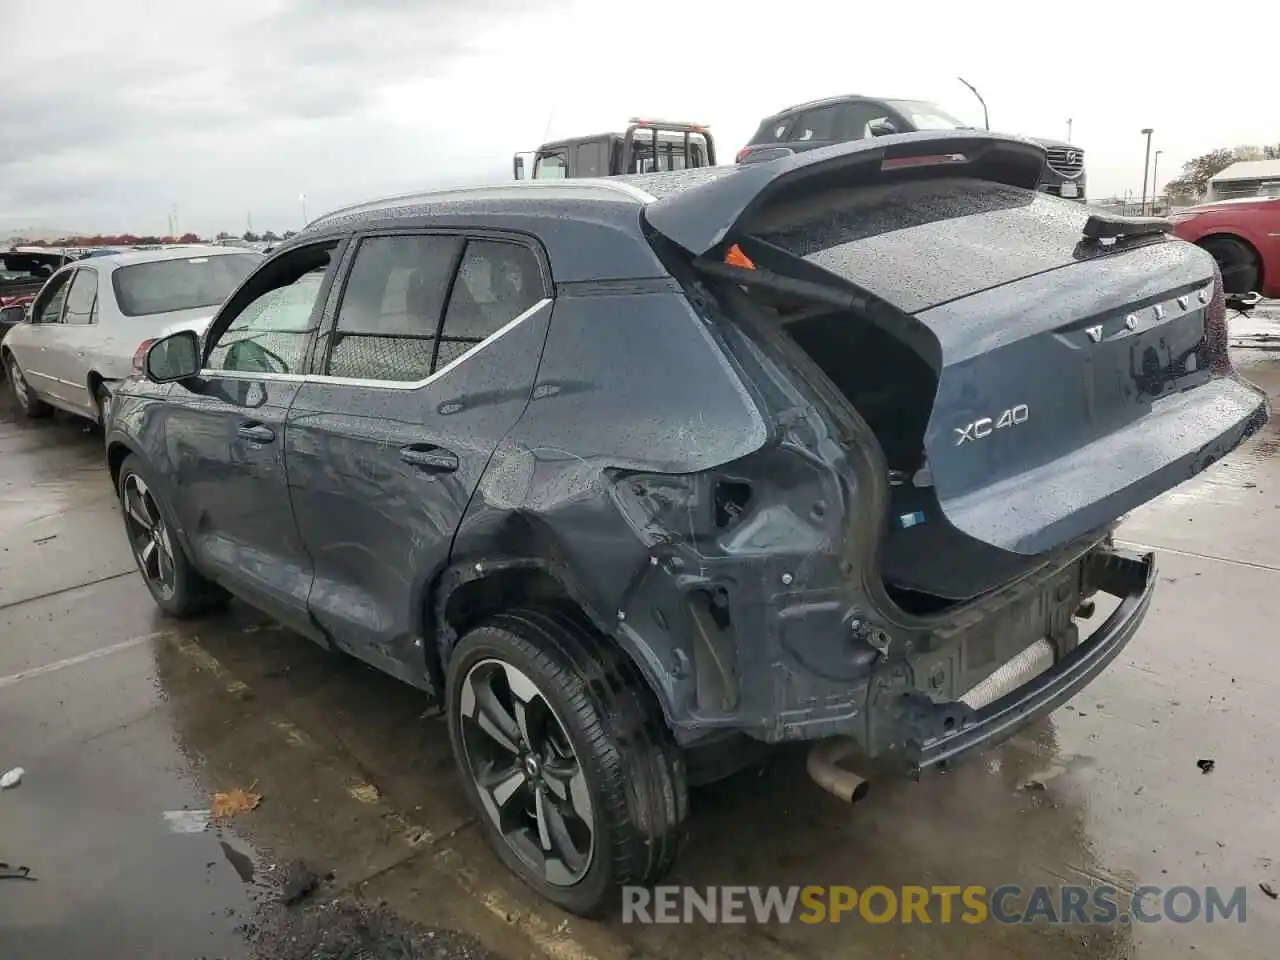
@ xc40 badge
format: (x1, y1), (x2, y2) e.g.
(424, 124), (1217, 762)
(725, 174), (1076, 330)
(955, 405), (1030, 445)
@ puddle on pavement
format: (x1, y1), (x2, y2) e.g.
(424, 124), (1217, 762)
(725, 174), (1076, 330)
(220, 839), (257, 883)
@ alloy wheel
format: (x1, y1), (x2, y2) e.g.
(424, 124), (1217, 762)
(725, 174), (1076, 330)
(121, 473), (177, 599)
(458, 658), (595, 887)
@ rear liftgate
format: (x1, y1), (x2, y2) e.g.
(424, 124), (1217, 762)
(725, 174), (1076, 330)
(640, 131), (1268, 792)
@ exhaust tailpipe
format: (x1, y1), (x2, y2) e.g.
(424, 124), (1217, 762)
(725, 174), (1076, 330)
(806, 737), (870, 803)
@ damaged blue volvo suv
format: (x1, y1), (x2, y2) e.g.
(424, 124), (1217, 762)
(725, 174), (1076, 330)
(105, 131), (1268, 915)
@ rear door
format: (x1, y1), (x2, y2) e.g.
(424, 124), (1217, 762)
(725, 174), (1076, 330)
(155, 240), (342, 636)
(46, 266), (100, 416)
(285, 231), (552, 689)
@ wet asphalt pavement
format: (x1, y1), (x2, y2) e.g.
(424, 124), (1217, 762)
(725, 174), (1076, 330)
(3, 320), (1280, 959)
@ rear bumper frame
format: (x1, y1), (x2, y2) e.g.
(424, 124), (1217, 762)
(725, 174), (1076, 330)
(905, 548), (1156, 775)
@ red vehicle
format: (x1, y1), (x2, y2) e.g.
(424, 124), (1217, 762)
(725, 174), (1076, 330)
(1171, 196), (1280, 298)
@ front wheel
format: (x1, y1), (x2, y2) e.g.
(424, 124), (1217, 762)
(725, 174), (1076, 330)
(446, 606), (687, 916)
(5, 353), (51, 419)
(117, 454), (227, 616)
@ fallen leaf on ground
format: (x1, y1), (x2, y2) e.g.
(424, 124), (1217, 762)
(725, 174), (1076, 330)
(348, 783), (380, 804)
(1260, 882), (1278, 901)
(213, 782), (262, 818)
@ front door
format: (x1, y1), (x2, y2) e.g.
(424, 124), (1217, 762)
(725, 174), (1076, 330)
(285, 231), (553, 689)
(14, 267), (74, 406)
(158, 240), (343, 637)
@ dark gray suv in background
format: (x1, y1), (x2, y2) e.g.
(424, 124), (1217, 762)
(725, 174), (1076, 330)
(105, 131), (1264, 914)
(736, 94), (1088, 200)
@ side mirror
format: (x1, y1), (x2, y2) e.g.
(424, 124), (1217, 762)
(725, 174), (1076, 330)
(867, 118), (899, 137)
(145, 330), (200, 383)
(513, 155), (526, 180)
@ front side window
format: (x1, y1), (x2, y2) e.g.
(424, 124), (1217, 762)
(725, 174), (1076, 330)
(326, 235), (462, 382)
(62, 268), (98, 325)
(112, 252), (260, 317)
(533, 149), (568, 179)
(32, 269), (73, 324)
(205, 243), (336, 375)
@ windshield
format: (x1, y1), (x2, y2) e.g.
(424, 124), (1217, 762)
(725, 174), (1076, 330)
(112, 253), (260, 317)
(886, 100), (968, 131)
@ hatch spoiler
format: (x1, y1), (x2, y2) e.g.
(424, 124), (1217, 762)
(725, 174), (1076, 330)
(1081, 211), (1173, 243)
(640, 130), (1047, 256)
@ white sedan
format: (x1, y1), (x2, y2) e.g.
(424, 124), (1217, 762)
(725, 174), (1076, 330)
(1, 245), (261, 423)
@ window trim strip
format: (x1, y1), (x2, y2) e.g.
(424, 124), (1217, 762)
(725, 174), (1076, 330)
(200, 296), (551, 389)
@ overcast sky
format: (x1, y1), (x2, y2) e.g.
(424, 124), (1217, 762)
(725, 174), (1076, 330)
(2, 0), (1277, 236)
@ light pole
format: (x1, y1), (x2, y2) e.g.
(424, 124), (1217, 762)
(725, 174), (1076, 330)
(1151, 150), (1163, 213)
(1067, 118), (1073, 142)
(1140, 128), (1154, 215)
(299, 193), (309, 226)
(957, 77), (989, 130)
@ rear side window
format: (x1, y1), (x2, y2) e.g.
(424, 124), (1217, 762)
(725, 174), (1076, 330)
(112, 253), (260, 316)
(327, 235), (462, 382)
(574, 141), (607, 177)
(787, 106), (841, 142)
(434, 240), (542, 368)
(62, 268), (98, 325)
(325, 235), (543, 382)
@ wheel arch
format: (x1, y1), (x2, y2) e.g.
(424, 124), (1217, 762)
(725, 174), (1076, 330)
(106, 438), (139, 492)
(86, 369), (108, 398)
(425, 555), (679, 731)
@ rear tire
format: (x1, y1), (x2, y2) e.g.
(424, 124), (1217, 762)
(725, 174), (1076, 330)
(1200, 236), (1261, 295)
(5, 353), (52, 419)
(446, 605), (687, 916)
(117, 454), (228, 617)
